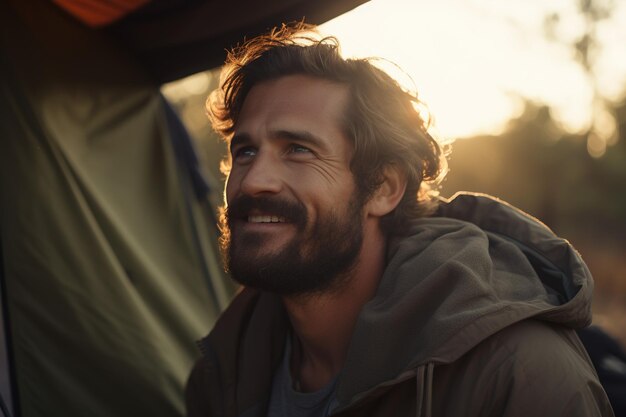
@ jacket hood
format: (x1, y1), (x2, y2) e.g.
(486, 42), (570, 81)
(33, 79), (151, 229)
(336, 192), (593, 406)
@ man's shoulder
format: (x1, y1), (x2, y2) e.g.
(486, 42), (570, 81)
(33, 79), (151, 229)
(464, 320), (597, 386)
(433, 320), (614, 417)
(437, 320), (593, 381)
(486, 319), (587, 361)
(185, 288), (290, 417)
(209, 288), (284, 340)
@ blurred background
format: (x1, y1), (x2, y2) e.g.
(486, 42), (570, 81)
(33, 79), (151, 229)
(162, 0), (626, 346)
(11, 1), (624, 416)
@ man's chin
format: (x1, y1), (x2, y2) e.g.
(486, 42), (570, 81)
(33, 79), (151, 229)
(227, 248), (320, 295)
(230, 226), (296, 252)
(229, 239), (292, 265)
(227, 248), (356, 296)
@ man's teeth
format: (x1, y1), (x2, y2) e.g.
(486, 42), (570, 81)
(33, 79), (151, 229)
(248, 215), (287, 223)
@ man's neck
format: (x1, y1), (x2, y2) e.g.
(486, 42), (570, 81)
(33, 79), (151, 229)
(283, 221), (387, 392)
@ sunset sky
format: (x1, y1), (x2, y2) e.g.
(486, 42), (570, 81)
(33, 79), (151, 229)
(319, 0), (626, 141)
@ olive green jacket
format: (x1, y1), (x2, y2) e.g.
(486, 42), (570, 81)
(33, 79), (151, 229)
(186, 193), (614, 417)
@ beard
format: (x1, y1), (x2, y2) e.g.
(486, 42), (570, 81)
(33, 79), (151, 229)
(219, 193), (365, 296)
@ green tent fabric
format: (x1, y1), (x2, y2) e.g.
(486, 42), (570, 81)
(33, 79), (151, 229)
(0, 0), (367, 415)
(0, 1), (232, 416)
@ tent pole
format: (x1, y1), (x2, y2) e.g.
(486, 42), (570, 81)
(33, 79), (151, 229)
(0, 235), (18, 417)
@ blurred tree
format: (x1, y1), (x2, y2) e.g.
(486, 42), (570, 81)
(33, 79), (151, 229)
(544, 0), (619, 157)
(442, 98), (626, 239)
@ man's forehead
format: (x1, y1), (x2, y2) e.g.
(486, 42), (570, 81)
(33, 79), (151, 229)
(239, 75), (349, 116)
(232, 75), (351, 144)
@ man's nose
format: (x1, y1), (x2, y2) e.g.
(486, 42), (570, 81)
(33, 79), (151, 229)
(239, 152), (283, 196)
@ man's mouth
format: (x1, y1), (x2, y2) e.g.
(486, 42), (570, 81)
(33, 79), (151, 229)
(227, 195), (307, 230)
(248, 215), (288, 223)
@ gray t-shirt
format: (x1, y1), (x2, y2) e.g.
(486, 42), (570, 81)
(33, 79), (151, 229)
(267, 337), (338, 417)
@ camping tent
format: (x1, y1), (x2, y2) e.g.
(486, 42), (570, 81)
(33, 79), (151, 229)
(0, 0), (365, 416)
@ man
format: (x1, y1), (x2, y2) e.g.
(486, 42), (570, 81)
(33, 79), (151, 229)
(186, 23), (614, 417)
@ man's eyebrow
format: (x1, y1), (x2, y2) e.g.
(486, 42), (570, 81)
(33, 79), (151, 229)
(230, 129), (329, 152)
(270, 129), (327, 150)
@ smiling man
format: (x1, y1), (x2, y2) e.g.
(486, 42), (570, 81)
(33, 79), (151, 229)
(185, 23), (613, 417)
(223, 76), (369, 298)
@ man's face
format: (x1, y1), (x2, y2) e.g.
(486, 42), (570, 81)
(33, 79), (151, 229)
(222, 75), (366, 295)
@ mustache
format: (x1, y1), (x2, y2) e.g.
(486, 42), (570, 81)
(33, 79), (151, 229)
(226, 195), (308, 228)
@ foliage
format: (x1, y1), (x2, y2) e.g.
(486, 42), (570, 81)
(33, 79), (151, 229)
(442, 99), (626, 241)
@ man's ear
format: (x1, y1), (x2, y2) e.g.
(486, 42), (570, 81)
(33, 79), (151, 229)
(365, 165), (407, 218)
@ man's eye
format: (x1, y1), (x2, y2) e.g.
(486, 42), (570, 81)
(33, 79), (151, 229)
(288, 144), (312, 154)
(233, 146), (257, 160)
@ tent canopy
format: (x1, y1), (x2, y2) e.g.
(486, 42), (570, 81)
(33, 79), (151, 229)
(0, 1), (366, 416)
(58, 0), (366, 82)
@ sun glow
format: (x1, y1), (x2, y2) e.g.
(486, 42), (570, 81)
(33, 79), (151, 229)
(320, 0), (626, 141)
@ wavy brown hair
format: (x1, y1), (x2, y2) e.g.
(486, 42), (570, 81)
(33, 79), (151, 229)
(208, 22), (447, 235)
